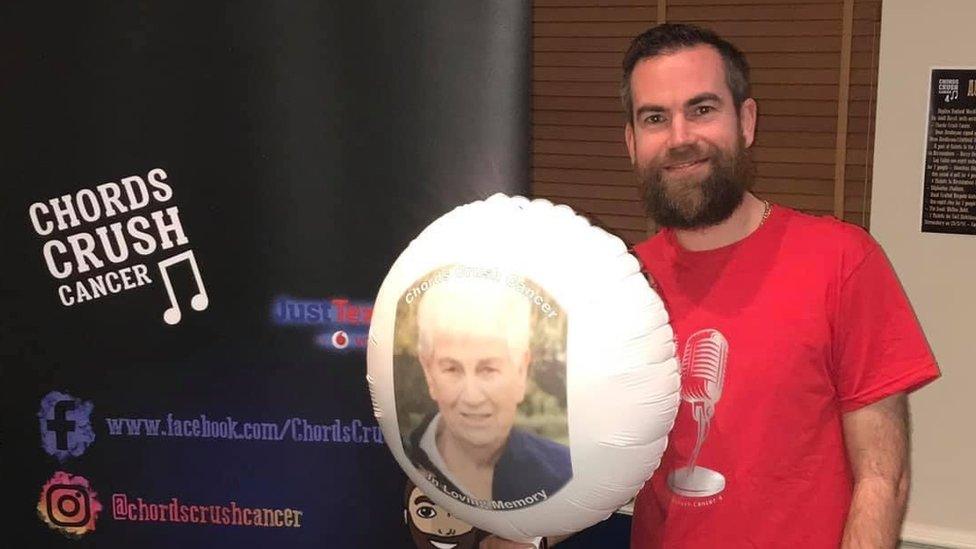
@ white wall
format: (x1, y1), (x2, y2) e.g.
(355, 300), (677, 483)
(872, 1), (976, 547)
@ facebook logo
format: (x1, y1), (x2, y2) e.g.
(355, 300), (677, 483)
(38, 391), (95, 461)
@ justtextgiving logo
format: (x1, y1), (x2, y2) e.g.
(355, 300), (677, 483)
(38, 391), (95, 461)
(37, 471), (103, 538)
(271, 296), (372, 352)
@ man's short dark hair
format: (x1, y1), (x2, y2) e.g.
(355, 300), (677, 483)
(621, 23), (751, 122)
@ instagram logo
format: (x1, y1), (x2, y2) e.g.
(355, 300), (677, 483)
(37, 471), (102, 537)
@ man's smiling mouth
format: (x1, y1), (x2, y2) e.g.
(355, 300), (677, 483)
(666, 158), (708, 170)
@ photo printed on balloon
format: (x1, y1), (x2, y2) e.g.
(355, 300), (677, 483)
(393, 264), (571, 510)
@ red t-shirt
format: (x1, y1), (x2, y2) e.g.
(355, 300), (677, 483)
(630, 206), (940, 549)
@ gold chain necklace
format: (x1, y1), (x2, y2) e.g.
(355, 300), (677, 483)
(759, 200), (772, 227)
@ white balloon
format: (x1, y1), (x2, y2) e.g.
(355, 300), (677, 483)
(367, 193), (679, 539)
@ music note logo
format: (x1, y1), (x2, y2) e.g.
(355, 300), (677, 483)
(667, 328), (728, 498)
(157, 250), (209, 325)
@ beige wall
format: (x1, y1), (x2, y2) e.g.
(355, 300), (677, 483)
(872, 1), (976, 546)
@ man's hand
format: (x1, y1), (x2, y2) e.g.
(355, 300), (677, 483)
(479, 533), (570, 547)
(841, 392), (911, 549)
(478, 535), (541, 549)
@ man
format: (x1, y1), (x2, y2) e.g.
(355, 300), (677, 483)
(622, 23), (940, 548)
(406, 274), (571, 507)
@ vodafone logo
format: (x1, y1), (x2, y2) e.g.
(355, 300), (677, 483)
(313, 330), (367, 352)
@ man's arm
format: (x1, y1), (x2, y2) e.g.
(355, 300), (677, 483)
(841, 392), (911, 549)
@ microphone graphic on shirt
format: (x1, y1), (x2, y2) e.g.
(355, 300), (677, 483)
(667, 329), (728, 498)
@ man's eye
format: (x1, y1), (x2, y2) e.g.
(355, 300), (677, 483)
(695, 105), (715, 116)
(644, 114), (665, 124)
(417, 505), (437, 519)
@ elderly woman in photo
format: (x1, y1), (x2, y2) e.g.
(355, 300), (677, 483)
(406, 275), (571, 504)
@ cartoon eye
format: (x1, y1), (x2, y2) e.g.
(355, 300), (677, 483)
(416, 505), (437, 519)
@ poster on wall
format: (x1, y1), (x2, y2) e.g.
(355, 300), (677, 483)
(921, 68), (976, 235)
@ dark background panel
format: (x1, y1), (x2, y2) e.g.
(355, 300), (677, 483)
(0, 2), (539, 547)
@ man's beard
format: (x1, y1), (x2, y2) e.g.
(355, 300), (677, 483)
(638, 136), (755, 230)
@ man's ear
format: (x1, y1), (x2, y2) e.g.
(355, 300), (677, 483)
(739, 98), (757, 148)
(625, 122), (637, 165)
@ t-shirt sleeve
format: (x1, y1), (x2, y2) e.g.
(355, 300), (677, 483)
(831, 242), (940, 412)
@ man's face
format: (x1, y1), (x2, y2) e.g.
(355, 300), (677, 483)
(420, 332), (528, 452)
(624, 44), (757, 229)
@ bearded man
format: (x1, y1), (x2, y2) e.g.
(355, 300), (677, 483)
(623, 23), (941, 549)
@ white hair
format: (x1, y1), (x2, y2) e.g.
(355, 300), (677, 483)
(416, 274), (532, 362)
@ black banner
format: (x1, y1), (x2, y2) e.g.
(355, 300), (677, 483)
(1, 2), (531, 547)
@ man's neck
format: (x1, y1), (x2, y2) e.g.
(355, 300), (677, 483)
(672, 192), (766, 252)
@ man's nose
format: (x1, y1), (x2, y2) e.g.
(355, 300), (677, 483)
(666, 114), (695, 149)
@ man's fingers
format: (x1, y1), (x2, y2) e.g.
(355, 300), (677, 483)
(479, 534), (540, 549)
